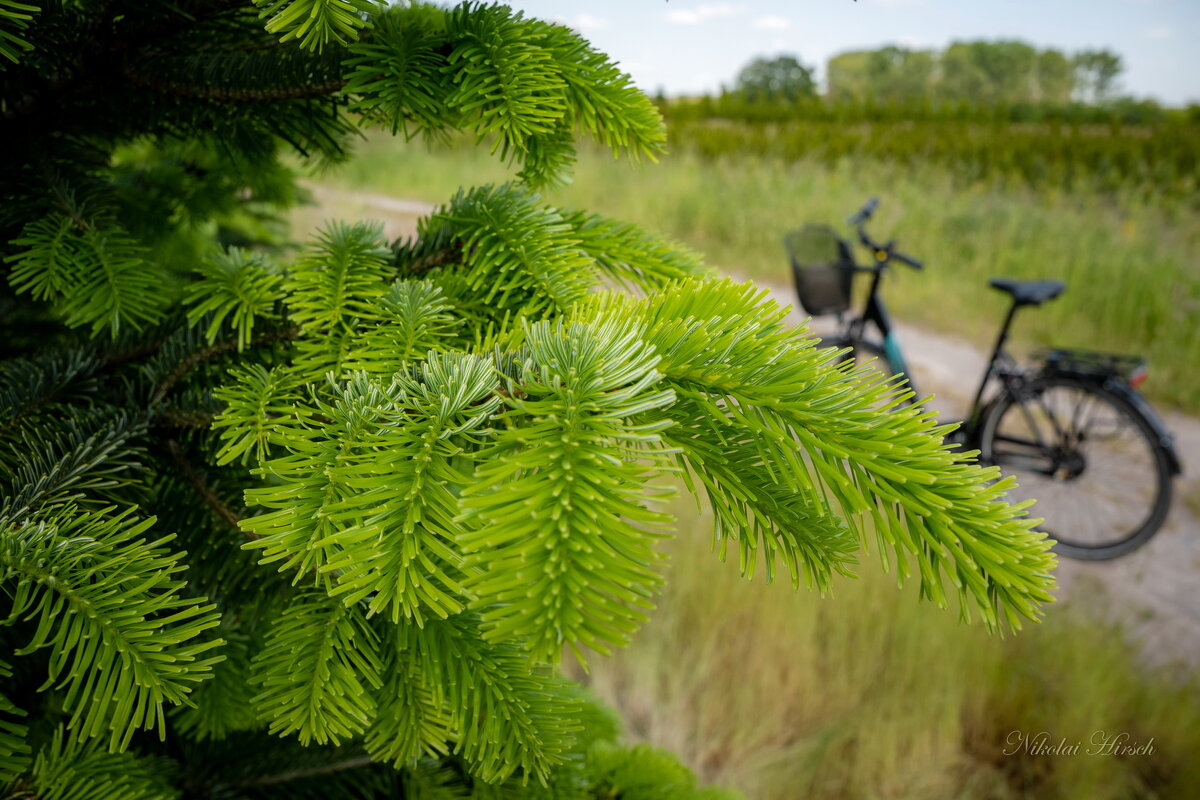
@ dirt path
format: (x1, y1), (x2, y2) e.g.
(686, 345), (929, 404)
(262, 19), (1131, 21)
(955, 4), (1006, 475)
(300, 186), (1200, 669)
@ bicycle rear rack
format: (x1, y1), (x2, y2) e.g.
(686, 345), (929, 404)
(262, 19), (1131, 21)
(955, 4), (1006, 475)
(1038, 348), (1145, 382)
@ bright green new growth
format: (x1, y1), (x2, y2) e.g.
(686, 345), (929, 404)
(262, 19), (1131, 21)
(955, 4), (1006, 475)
(0, 1), (1055, 796)
(0, 2), (38, 65)
(254, 0), (381, 51)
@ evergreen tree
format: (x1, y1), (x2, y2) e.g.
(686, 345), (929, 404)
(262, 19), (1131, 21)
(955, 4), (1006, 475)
(734, 54), (816, 104)
(0, 2), (1057, 797)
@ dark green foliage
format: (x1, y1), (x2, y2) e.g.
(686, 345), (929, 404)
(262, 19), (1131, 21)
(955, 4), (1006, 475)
(825, 40), (1123, 107)
(735, 54), (816, 104)
(21, 729), (177, 800)
(0, 659), (30, 782)
(659, 109), (1198, 208)
(0, 508), (223, 750)
(0, 2), (1057, 796)
(675, 42), (1194, 206)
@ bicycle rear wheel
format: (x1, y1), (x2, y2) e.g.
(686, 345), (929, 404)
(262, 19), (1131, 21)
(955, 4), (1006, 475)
(978, 376), (1172, 559)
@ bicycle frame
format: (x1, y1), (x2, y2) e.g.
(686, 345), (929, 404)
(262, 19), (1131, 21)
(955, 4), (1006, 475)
(866, 281), (1181, 480)
(844, 246), (1050, 446)
(845, 268), (919, 399)
(827, 198), (1180, 471)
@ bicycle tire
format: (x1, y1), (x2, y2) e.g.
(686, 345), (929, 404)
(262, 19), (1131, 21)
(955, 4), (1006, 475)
(978, 375), (1172, 560)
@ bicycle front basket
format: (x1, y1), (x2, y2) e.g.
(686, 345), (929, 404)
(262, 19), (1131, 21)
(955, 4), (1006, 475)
(784, 224), (855, 316)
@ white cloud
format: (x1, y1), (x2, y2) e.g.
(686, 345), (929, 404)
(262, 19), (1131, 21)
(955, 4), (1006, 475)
(1142, 25), (1173, 39)
(869, 0), (929, 7)
(752, 15), (792, 31)
(548, 13), (608, 33)
(664, 3), (744, 26)
(573, 13), (608, 32)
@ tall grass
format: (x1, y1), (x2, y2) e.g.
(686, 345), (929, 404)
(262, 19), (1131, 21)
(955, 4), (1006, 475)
(568, 500), (1200, 800)
(316, 136), (1200, 412)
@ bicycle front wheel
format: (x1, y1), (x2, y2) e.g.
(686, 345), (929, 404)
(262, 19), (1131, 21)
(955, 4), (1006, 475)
(978, 376), (1172, 559)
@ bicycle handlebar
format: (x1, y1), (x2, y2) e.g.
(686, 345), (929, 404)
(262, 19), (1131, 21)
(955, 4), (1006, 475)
(848, 197), (879, 226)
(850, 198), (924, 270)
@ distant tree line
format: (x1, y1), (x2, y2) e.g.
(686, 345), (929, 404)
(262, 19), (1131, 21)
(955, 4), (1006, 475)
(731, 41), (1128, 108)
(656, 44), (1197, 208)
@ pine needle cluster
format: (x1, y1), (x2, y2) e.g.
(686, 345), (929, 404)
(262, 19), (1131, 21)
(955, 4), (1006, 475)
(0, 2), (1056, 797)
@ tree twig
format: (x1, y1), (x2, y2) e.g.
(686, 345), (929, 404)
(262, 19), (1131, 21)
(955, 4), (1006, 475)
(228, 755), (376, 788)
(164, 438), (250, 537)
(404, 246), (461, 274)
(121, 68), (345, 101)
(152, 326), (299, 403)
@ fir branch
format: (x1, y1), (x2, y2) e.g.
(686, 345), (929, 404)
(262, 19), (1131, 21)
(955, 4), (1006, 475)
(254, 0), (381, 51)
(0, 658), (30, 783)
(210, 363), (307, 467)
(250, 591), (382, 746)
(401, 614), (581, 784)
(459, 317), (678, 663)
(283, 220), (392, 333)
(427, 183), (598, 322)
(0, 350), (98, 435)
(0, 1), (39, 68)
(0, 508), (224, 750)
(575, 279), (1057, 631)
(0, 410), (147, 522)
(18, 727), (177, 800)
(185, 247), (285, 351)
(5, 215), (170, 337)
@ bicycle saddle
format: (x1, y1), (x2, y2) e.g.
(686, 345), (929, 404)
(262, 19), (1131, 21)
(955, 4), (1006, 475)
(988, 278), (1065, 307)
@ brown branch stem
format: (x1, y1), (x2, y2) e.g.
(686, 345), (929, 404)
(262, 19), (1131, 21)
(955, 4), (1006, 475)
(228, 755), (376, 789)
(405, 247), (461, 274)
(164, 438), (250, 537)
(152, 326), (299, 403)
(121, 68), (346, 102)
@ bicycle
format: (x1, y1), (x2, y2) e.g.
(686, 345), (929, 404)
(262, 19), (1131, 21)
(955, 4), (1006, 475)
(785, 198), (1183, 560)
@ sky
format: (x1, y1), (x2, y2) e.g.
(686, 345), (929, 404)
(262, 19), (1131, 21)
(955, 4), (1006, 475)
(502, 0), (1200, 105)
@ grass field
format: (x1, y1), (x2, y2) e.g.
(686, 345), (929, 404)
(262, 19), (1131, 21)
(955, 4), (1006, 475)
(567, 500), (1200, 800)
(316, 135), (1200, 413)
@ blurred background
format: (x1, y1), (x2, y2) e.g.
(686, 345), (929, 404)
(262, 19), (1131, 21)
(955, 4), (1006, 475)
(290, 2), (1200, 797)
